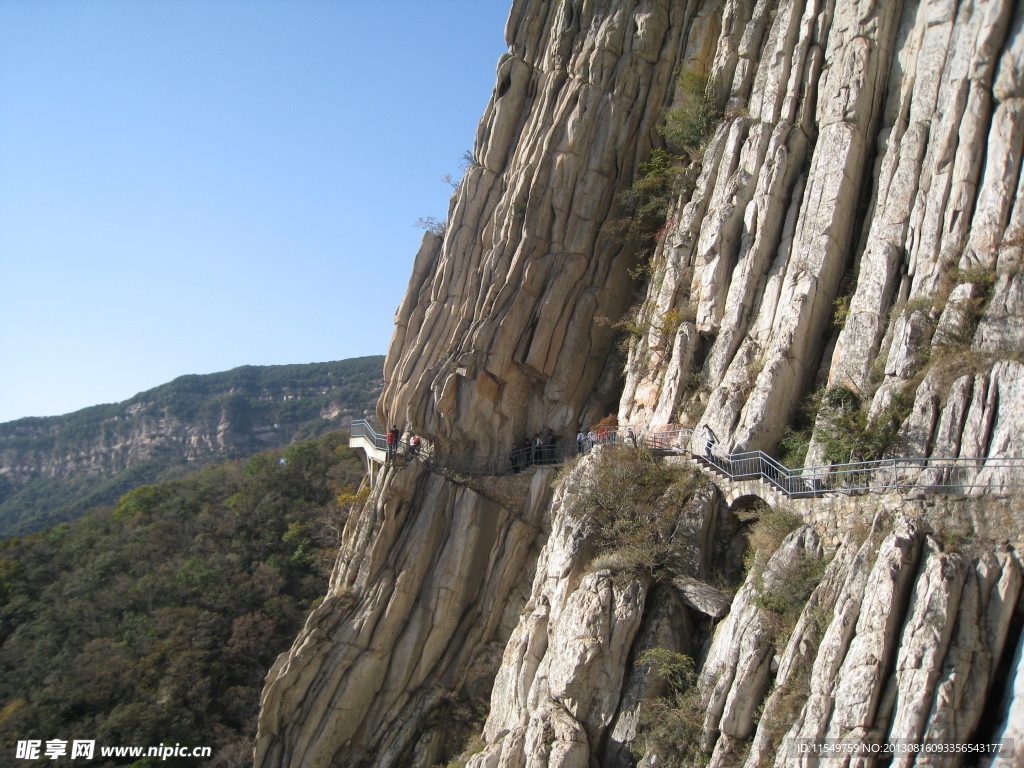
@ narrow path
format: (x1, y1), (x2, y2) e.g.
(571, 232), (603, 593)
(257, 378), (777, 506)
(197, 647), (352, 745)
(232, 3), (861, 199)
(349, 421), (1022, 499)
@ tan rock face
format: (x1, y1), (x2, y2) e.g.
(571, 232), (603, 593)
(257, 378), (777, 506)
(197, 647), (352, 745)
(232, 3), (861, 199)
(256, 7), (726, 759)
(699, 526), (823, 758)
(257, 1), (1024, 767)
(466, 486), (1024, 768)
(255, 464), (554, 768)
(470, 450), (730, 768)
(617, 0), (1023, 463)
(379, 0), (718, 458)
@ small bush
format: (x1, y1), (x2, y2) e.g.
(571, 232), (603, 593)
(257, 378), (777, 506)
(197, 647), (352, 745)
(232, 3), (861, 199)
(926, 346), (999, 399)
(814, 386), (909, 464)
(934, 526), (966, 554)
(831, 293), (851, 331)
(415, 216), (447, 236)
(778, 428), (810, 469)
(662, 70), (723, 154)
(637, 648), (696, 694)
(633, 649), (705, 768)
(611, 301), (696, 357)
(590, 545), (653, 573)
(335, 484), (370, 509)
(754, 663), (813, 758)
(912, 260), (1012, 396)
(672, 369), (713, 426)
(605, 149), (683, 264)
(424, 690), (488, 768)
(743, 508), (827, 656)
(752, 554), (827, 645)
(888, 295), (935, 323)
(575, 446), (702, 576)
(635, 695), (707, 768)
(744, 506), (804, 573)
(440, 733), (486, 768)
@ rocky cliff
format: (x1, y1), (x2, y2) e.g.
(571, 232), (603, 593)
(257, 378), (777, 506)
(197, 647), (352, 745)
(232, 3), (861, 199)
(255, 1), (1024, 766)
(619, 0), (1024, 470)
(0, 357), (383, 536)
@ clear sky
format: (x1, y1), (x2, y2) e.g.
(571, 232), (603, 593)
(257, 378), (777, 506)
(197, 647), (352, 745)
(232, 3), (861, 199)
(0, 0), (511, 423)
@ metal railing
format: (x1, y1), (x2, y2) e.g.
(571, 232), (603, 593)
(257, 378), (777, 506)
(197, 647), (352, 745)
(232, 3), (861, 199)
(349, 420), (1024, 497)
(349, 419), (387, 449)
(349, 420), (587, 476)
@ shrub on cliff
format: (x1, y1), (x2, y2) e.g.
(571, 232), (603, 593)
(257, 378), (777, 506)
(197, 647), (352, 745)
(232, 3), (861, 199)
(573, 445), (702, 576)
(745, 508), (827, 649)
(633, 648), (704, 768)
(661, 69), (723, 155)
(603, 148), (685, 280)
(815, 385), (909, 464)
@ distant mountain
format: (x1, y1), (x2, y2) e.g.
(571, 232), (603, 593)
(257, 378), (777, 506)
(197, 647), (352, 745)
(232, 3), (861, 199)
(0, 356), (383, 536)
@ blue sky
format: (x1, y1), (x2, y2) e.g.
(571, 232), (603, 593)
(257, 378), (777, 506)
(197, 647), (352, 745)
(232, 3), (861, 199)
(0, 0), (510, 422)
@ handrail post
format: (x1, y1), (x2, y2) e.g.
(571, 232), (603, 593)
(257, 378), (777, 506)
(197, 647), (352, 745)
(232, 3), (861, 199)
(892, 457), (898, 492)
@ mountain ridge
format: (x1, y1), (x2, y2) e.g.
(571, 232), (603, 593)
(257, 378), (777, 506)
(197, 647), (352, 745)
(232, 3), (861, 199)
(0, 356), (383, 536)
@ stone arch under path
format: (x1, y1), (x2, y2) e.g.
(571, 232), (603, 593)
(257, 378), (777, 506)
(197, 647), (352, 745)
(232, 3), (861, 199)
(702, 492), (809, 588)
(727, 492), (773, 517)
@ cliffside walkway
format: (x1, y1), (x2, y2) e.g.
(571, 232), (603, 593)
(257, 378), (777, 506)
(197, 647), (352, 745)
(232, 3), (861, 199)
(349, 420), (1023, 499)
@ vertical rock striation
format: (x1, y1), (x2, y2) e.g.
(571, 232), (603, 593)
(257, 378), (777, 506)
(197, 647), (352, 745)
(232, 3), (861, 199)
(617, 0), (1023, 465)
(256, 1), (1024, 766)
(466, 449), (729, 768)
(256, 464), (555, 768)
(379, 0), (718, 456)
(258, 3), (723, 764)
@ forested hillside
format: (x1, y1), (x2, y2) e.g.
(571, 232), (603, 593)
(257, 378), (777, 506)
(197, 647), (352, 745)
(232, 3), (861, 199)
(0, 356), (382, 536)
(0, 431), (365, 767)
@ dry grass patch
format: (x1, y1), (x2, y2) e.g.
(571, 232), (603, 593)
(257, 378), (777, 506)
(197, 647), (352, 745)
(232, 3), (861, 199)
(574, 445), (704, 576)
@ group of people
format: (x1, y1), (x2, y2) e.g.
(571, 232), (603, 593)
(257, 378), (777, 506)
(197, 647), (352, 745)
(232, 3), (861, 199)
(384, 426), (421, 460)
(507, 426), (616, 473)
(509, 431), (560, 473)
(505, 422), (720, 474)
(574, 428), (612, 452)
(379, 420), (722, 473)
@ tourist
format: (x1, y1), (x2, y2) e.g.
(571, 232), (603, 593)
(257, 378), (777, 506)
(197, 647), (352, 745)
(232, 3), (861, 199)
(702, 424), (717, 459)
